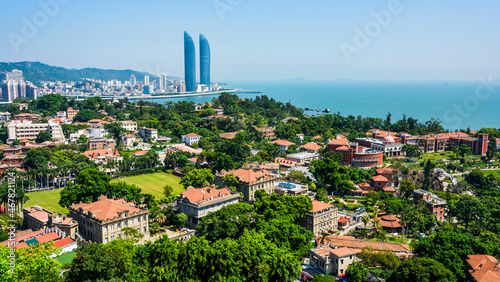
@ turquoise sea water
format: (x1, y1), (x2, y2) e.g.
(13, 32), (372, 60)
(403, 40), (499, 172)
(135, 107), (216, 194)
(148, 80), (500, 131)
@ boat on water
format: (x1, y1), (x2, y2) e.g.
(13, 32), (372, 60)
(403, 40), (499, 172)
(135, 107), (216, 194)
(323, 108), (330, 113)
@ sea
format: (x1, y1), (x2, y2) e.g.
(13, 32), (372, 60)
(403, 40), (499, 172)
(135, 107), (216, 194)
(147, 80), (500, 132)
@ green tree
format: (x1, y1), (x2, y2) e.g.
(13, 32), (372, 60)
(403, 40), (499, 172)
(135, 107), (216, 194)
(175, 213), (188, 228)
(449, 194), (484, 232)
(347, 261), (369, 282)
(387, 257), (456, 282)
(35, 131), (52, 143)
(180, 168), (214, 189)
(73, 109), (98, 122)
(65, 243), (118, 281)
(163, 184), (174, 197)
(311, 274), (336, 281)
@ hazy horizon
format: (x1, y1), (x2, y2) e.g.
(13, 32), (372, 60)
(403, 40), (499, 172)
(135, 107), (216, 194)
(1, 0), (499, 82)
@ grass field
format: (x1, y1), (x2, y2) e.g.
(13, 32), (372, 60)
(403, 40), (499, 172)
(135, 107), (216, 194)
(112, 172), (184, 199)
(55, 251), (76, 268)
(25, 189), (67, 214)
(421, 151), (456, 161)
(483, 170), (500, 178)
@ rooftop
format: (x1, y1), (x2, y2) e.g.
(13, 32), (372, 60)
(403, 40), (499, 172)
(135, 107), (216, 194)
(286, 152), (319, 160)
(219, 168), (276, 183)
(270, 139), (296, 146)
(183, 132), (202, 138)
(179, 185), (236, 205)
(467, 255), (500, 282)
(311, 200), (334, 213)
(300, 142), (323, 150)
(70, 196), (145, 221)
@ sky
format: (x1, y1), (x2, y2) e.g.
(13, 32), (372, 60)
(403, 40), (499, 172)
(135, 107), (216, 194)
(1, 0), (499, 82)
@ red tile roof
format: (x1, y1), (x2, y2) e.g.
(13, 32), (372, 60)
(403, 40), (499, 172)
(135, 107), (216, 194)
(379, 215), (402, 229)
(335, 145), (350, 151)
(133, 150), (148, 156)
(219, 132), (239, 139)
(320, 236), (411, 253)
(270, 139), (295, 146)
(372, 175), (389, 182)
(300, 142), (322, 150)
(312, 135), (322, 139)
(183, 133), (202, 138)
(467, 255), (500, 282)
(82, 149), (120, 159)
(382, 187), (396, 192)
(1, 230), (44, 246)
(219, 168), (275, 184)
(329, 138), (349, 146)
(53, 237), (74, 248)
(70, 196), (144, 221)
(376, 167), (394, 174)
(12, 242), (29, 249)
(275, 157), (299, 167)
(180, 185), (233, 204)
(330, 247), (358, 257)
(35, 232), (60, 244)
(338, 218), (350, 223)
(311, 200), (334, 213)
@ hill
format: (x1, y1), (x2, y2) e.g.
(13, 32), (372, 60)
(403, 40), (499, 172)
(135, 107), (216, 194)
(0, 61), (179, 83)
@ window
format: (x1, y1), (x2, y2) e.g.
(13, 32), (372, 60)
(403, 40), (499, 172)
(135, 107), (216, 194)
(105, 238), (108, 243)
(341, 259), (344, 264)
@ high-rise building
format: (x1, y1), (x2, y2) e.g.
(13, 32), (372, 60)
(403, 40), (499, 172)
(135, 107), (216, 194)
(130, 75), (136, 87)
(184, 31), (196, 92)
(144, 75), (149, 86)
(199, 34), (211, 88)
(156, 75), (164, 92)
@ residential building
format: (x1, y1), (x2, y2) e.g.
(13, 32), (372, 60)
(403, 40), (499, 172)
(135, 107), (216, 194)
(309, 246), (358, 276)
(285, 152), (320, 164)
(275, 157), (299, 169)
(82, 149), (123, 163)
(299, 200), (338, 236)
(14, 113), (40, 122)
(300, 142), (323, 153)
(466, 255), (500, 282)
(177, 185), (239, 228)
(377, 214), (402, 233)
(66, 107), (79, 120)
(120, 133), (137, 147)
(120, 120), (138, 132)
(0, 112), (11, 122)
(356, 134), (405, 158)
(270, 139), (296, 153)
(255, 126), (276, 139)
(138, 127), (158, 142)
(184, 31), (196, 92)
(87, 137), (116, 150)
(22, 206), (79, 239)
(448, 133), (489, 156)
(199, 33), (211, 88)
(219, 131), (239, 140)
(216, 168), (279, 202)
(7, 120), (65, 143)
(413, 189), (447, 221)
(182, 133), (202, 146)
(274, 182), (308, 197)
(296, 133), (305, 142)
(282, 117), (299, 123)
(69, 196), (149, 243)
(167, 144), (203, 155)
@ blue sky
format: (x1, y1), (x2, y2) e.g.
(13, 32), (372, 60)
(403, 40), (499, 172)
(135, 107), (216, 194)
(1, 0), (499, 81)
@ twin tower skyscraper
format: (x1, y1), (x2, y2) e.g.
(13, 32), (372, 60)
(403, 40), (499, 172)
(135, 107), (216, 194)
(184, 31), (210, 92)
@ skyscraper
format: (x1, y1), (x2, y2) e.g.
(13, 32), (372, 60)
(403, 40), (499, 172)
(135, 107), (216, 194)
(144, 75), (149, 86)
(156, 75), (164, 92)
(130, 75), (136, 87)
(199, 34), (211, 88)
(184, 31), (196, 92)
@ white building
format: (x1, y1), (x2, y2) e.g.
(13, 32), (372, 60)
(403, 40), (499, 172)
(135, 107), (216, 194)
(182, 133), (202, 146)
(7, 120), (65, 143)
(120, 120), (137, 132)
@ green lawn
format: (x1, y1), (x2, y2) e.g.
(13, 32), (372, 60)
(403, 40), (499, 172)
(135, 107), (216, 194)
(112, 172), (184, 199)
(483, 170), (500, 178)
(25, 189), (67, 214)
(421, 151), (456, 161)
(56, 251), (76, 268)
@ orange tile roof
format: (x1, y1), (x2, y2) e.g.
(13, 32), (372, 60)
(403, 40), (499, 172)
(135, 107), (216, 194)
(300, 142), (323, 150)
(270, 139), (295, 146)
(12, 242), (29, 249)
(219, 168), (274, 183)
(322, 236), (411, 252)
(35, 232), (61, 244)
(30, 210), (50, 223)
(311, 200), (334, 213)
(133, 150), (148, 155)
(312, 135), (322, 139)
(382, 187), (396, 192)
(329, 138), (349, 146)
(372, 175), (389, 182)
(330, 247), (358, 257)
(467, 255), (500, 282)
(379, 215), (402, 229)
(82, 149), (120, 159)
(70, 196), (144, 221)
(219, 132), (239, 139)
(180, 185), (233, 204)
(1, 230), (45, 246)
(53, 237), (74, 248)
(335, 145), (350, 151)
(376, 167), (394, 174)
(183, 132), (202, 138)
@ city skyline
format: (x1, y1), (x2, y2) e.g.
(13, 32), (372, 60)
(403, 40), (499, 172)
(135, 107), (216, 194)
(1, 1), (499, 81)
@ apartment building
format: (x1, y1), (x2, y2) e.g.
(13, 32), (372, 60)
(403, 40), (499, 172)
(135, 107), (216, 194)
(181, 133), (202, 146)
(299, 200), (338, 236)
(7, 120), (65, 143)
(87, 137), (116, 150)
(138, 127), (158, 142)
(309, 246), (358, 276)
(413, 189), (447, 221)
(120, 120), (138, 132)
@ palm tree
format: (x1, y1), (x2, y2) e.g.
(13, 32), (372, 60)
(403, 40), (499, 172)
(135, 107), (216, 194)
(319, 232), (330, 246)
(361, 214), (372, 239)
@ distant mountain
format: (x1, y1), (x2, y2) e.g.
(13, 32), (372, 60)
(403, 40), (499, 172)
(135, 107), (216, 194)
(0, 61), (180, 83)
